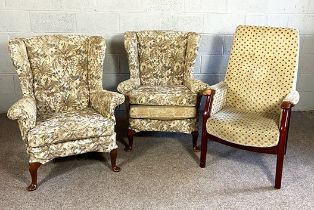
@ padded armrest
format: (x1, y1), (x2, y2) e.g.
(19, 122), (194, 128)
(90, 90), (125, 120)
(7, 97), (37, 141)
(117, 79), (141, 95)
(184, 78), (209, 94)
(281, 90), (300, 109)
(203, 81), (228, 115)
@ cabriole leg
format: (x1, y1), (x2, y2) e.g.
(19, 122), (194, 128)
(27, 162), (42, 191)
(110, 149), (120, 172)
(125, 129), (136, 152)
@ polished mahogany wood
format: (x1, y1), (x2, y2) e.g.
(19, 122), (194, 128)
(192, 131), (200, 152)
(110, 149), (121, 172)
(200, 91), (215, 168)
(200, 93), (294, 189)
(27, 162), (41, 191)
(125, 129), (136, 152)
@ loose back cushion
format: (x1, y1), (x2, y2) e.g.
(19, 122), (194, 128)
(24, 35), (90, 114)
(137, 31), (188, 86)
(225, 26), (299, 114)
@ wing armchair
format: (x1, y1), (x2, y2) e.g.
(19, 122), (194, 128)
(200, 25), (300, 189)
(118, 31), (208, 152)
(7, 35), (125, 191)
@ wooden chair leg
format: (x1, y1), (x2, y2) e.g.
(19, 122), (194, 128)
(27, 162), (41, 191)
(110, 149), (120, 172)
(125, 129), (136, 152)
(192, 131), (200, 152)
(275, 151), (284, 189)
(199, 133), (208, 168)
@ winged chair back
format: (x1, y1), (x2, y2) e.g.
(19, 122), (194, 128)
(225, 26), (299, 114)
(124, 31), (200, 86)
(9, 35), (105, 114)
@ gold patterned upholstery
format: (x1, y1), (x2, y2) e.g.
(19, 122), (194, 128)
(118, 30), (207, 134)
(206, 108), (280, 147)
(206, 25), (299, 147)
(201, 26), (300, 188)
(129, 105), (197, 120)
(127, 85), (198, 106)
(7, 35), (124, 164)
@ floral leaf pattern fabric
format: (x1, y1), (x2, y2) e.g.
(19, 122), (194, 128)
(117, 78), (141, 94)
(24, 35), (90, 114)
(8, 35), (123, 164)
(28, 109), (115, 147)
(8, 39), (34, 97)
(124, 32), (140, 79)
(7, 97), (37, 141)
(88, 36), (106, 91)
(130, 118), (197, 134)
(184, 78), (209, 94)
(120, 30), (202, 133)
(90, 90), (125, 120)
(28, 135), (117, 164)
(127, 85), (197, 106)
(185, 33), (200, 79)
(137, 31), (188, 86)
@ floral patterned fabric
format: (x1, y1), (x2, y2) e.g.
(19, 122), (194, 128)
(7, 97), (37, 141)
(28, 109), (115, 147)
(90, 90), (125, 120)
(117, 78), (141, 95)
(127, 85), (197, 106)
(129, 105), (197, 120)
(24, 35), (91, 114)
(120, 30), (202, 133)
(137, 31), (188, 86)
(130, 118), (197, 134)
(205, 26), (299, 147)
(28, 135), (117, 164)
(184, 78), (209, 94)
(8, 35), (123, 164)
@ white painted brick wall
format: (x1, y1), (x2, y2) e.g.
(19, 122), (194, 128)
(0, 0), (313, 112)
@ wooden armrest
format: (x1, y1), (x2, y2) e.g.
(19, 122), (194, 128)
(202, 88), (216, 96)
(281, 101), (294, 109)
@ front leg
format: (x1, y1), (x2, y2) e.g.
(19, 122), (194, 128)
(110, 149), (121, 172)
(125, 129), (136, 152)
(27, 162), (42, 191)
(192, 131), (200, 152)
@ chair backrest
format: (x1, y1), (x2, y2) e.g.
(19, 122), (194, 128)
(124, 31), (200, 86)
(9, 35), (105, 114)
(225, 25), (299, 114)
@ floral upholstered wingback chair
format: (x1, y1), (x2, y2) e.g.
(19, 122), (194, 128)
(200, 26), (300, 189)
(7, 35), (125, 191)
(117, 31), (208, 152)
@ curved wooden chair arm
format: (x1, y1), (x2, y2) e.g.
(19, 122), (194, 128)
(281, 101), (294, 109)
(202, 88), (216, 96)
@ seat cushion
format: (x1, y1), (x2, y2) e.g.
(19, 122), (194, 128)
(127, 85), (198, 106)
(129, 105), (197, 120)
(206, 108), (280, 147)
(28, 108), (115, 147)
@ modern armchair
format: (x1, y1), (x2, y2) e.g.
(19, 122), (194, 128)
(118, 31), (208, 152)
(7, 35), (125, 191)
(200, 25), (299, 189)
